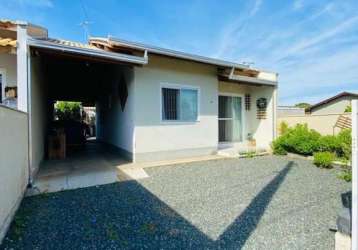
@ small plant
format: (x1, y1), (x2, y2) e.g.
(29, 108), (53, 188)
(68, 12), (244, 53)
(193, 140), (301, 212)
(337, 129), (352, 160)
(338, 170), (352, 182)
(313, 152), (334, 168)
(279, 121), (289, 135)
(243, 151), (256, 158)
(344, 105), (352, 113)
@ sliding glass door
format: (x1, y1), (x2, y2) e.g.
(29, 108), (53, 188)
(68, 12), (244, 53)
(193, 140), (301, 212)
(218, 95), (243, 142)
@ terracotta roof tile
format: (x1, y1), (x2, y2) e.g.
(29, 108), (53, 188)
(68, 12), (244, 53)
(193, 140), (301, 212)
(0, 37), (17, 47)
(43, 38), (99, 50)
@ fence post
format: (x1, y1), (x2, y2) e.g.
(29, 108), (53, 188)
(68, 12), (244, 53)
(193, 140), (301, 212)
(352, 100), (358, 250)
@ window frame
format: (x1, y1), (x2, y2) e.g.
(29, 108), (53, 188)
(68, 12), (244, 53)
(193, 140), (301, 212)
(0, 68), (6, 103)
(160, 83), (200, 123)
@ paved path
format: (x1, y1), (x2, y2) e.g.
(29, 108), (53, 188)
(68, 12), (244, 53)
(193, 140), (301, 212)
(1, 156), (351, 249)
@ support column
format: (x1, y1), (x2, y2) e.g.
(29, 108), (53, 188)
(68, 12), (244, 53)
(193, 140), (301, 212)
(272, 85), (278, 140)
(16, 25), (28, 112)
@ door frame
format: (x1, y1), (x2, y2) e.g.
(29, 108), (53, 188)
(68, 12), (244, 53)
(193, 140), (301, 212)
(218, 92), (246, 144)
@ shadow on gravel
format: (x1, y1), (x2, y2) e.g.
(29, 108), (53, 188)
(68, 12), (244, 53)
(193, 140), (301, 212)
(1, 162), (293, 250)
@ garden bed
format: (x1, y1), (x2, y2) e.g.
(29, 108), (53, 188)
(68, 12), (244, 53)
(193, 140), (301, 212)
(273, 123), (352, 181)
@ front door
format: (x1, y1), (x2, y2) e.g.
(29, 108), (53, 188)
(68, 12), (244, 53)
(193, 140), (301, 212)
(218, 95), (243, 142)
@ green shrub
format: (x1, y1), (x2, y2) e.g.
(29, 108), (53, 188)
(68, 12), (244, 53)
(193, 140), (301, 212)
(337, 129), (352, 160)
(283, 124), (321, 155)
(272, 124), (321, 155)
(317, 135), (340, 153)
(313, 152), (334, 168)
(271, 136), (287, 155)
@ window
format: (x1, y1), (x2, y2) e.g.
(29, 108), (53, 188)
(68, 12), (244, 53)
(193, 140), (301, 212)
(161, 86), (199, 121)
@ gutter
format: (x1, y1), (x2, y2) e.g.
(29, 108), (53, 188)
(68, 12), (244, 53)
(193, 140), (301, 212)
(27, 38), (148, 65)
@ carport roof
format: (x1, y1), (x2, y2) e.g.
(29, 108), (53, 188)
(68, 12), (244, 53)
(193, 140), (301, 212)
(28, 37), (148, 65)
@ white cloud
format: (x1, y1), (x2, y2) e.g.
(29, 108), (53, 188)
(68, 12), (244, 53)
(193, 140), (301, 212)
(307, 2), (334, 20)
(212, 0), (358, 105)
(250, 0), (263, 16)
(212, 1), (265, 59)
(275, 15), (358, 62)
(293, 0), (304, 10)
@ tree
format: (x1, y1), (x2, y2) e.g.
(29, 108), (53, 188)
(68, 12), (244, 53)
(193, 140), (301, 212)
(295, 102), (311, 109)
(55, 101), (82, 121)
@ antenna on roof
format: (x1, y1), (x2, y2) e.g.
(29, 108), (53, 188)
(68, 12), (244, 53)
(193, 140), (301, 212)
(79, 0), (92, 41)
(79, 20), (92, 41)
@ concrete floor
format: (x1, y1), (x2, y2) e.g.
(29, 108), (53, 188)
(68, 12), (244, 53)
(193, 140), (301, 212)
(27, 138), (274, 196)
(27, 140), (227, 196)
(27, 140), (131, 195)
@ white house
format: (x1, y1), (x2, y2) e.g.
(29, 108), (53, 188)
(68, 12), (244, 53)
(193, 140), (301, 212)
(0, 19), (278, 240)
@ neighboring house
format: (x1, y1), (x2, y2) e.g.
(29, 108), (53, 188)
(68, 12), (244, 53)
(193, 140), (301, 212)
(278, 92), (358, 136)
(277, 106), (305, 117)
(306, 92), (358, 115)
(0, 19), (277, 241)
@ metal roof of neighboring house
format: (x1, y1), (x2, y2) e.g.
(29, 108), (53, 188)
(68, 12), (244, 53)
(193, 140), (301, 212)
(306, 92), (358, 112)
(0, 37), (16, 47)
(28, 37), (148, 65)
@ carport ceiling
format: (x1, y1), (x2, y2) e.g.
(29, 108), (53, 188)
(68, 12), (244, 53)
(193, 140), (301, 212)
(37, 52), (119, 103)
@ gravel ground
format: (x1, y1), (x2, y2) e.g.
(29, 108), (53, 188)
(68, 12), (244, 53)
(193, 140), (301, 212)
(0, 156), (351, 250)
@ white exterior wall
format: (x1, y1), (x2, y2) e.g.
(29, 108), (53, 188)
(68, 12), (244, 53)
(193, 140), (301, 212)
(219, 81), (276, 149)
(29, 56), (47, 178)
(0, 106), (28, 242)
(0, 54), (17, 88)
(96, 65), (135, 160)
(134, 55), (218, 162)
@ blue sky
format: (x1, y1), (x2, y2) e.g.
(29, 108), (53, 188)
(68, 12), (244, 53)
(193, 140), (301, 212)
(1, 0), (358, 105)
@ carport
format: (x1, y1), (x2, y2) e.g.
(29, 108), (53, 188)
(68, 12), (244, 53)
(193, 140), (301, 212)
(26, 38), (147, 193)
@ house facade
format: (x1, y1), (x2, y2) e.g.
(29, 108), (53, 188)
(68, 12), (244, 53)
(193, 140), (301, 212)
(0, 20), (278, 175)
(0, 19), (278, 241)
